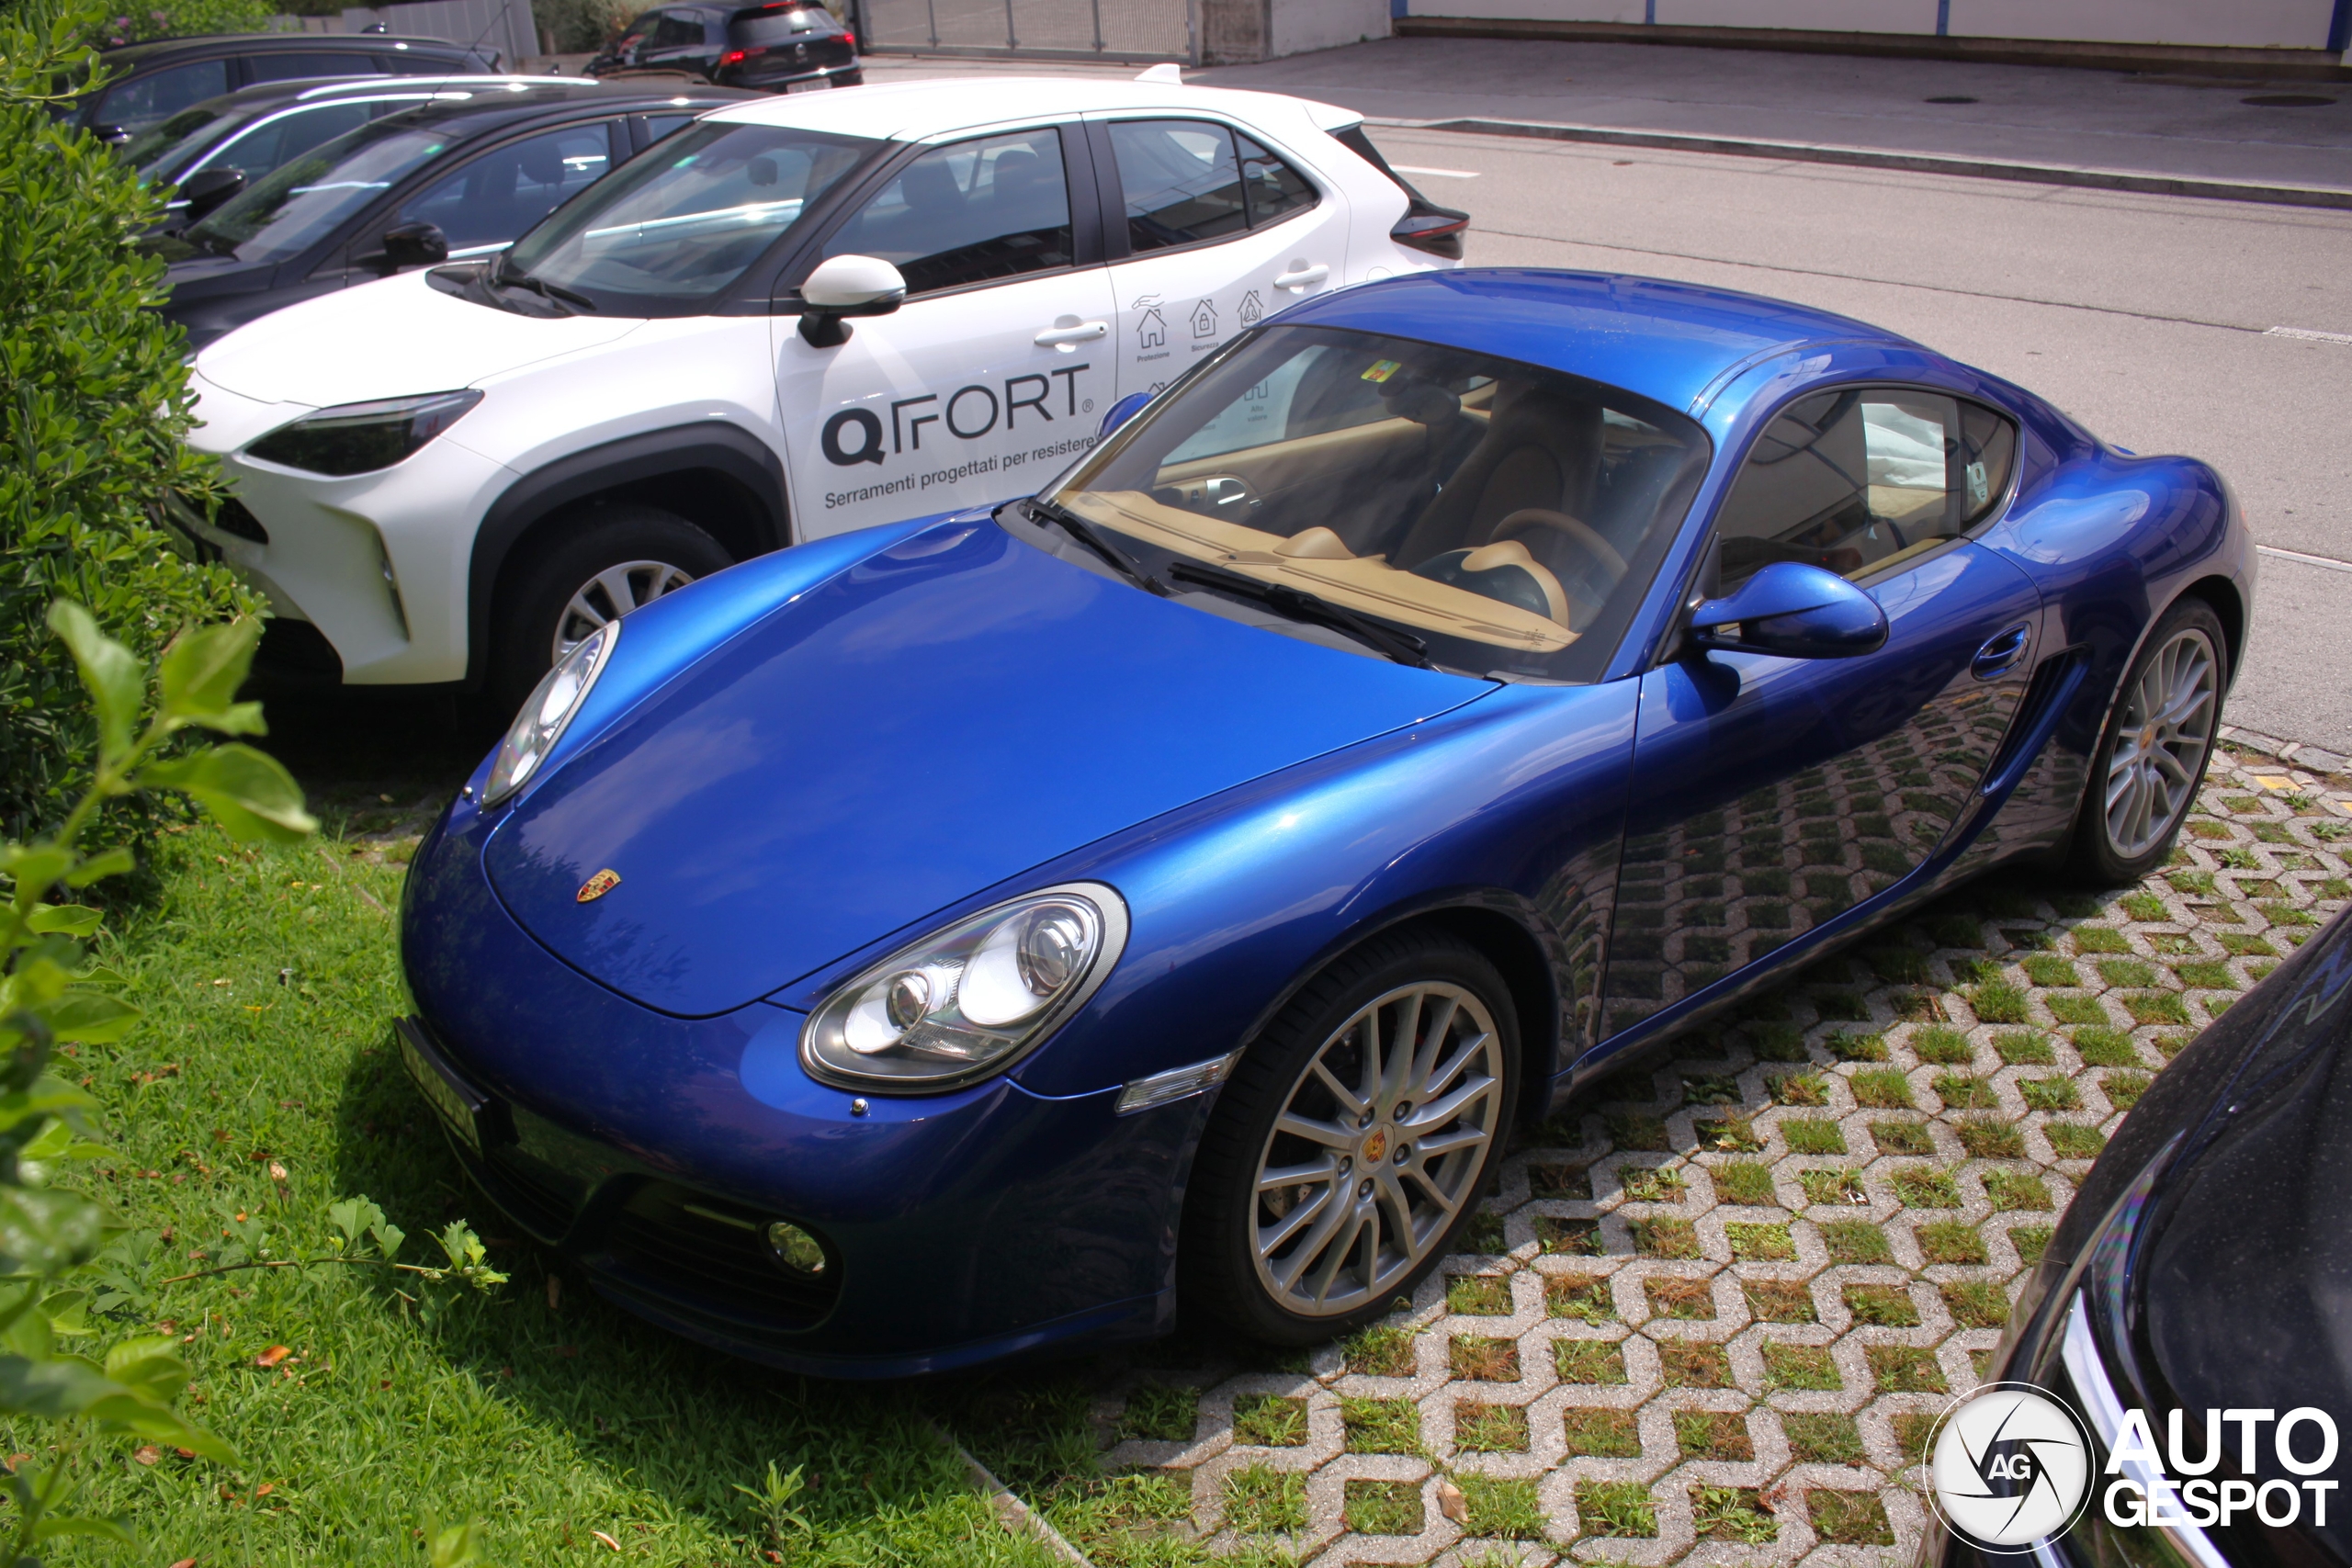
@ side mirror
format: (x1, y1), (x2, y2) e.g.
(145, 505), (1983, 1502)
(179, 165), (244, 220)
(381, 220), (450, 270)
(1097, 391), (1150, 439)
(1687, 560), (1888, 660)
(796, 254), (905, 347)
(92, 122), (130, 144)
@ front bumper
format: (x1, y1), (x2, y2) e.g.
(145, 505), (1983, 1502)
(399, 787), (1200, 1376)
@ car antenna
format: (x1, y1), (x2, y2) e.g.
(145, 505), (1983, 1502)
(1133, 62), (1181, 83)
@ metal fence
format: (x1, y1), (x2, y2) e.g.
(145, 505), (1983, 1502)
(273, 0), (537, 70)
(854, 0), (1193, 62)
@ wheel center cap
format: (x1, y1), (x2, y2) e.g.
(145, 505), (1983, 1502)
(2140, 725), (2157, 749)
(1360, 1127), (1389, 1165)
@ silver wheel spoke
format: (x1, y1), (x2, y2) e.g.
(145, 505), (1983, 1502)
(1258, 1159), (1334, 1192)
(2104, 629), (2216, 859)
(1310, 1059), (1367, 1119)
(1275, 1111), (1354, 1150)
(1412, 1124), (1486, 1161)
(1257, 1183), (1332, 1258)
(552, 559), (696, 661)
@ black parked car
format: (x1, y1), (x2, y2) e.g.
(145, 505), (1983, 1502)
(62, 33), (501, 143)
(1937, 900), (2352, 1568)
(586, 2), (860, 93)
(146, 81), (752, 350)
(121, 75), (544, 231)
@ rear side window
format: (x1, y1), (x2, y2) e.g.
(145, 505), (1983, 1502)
(651, 10), (707, 45)
(95, 58), (230, 132)
(1237, 131), (1313, 227)
(384, 51), (481, 74)
(394, 124), (615, 252)
(1108, 120), (1243, 251)
(243, 51), (386, 83)
(732, 4), (843, 40)
(1709, 388), (2018, 591)
(822, 127), (1071, 295)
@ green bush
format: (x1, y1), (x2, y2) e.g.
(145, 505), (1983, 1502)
(77, 0), (273, 50)
(532, 0), (639, 51)
(0, 3), (260, 840)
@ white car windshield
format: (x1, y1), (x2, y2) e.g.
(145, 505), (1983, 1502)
(186, 121), (454, 262)
(501, 120), (876, 310)
(1042, 325), (1713, 683)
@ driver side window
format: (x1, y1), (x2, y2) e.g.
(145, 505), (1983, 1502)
(820, 127), (1073, 297)
(1709, 389), (2017, 592)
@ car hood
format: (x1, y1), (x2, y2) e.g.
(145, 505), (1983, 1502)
(2136, 908), (2352, 1562)
(482, 520), (1493, 1017)
(194, 269), (643, 406)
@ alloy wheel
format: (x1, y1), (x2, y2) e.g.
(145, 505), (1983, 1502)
(552, 560), (696, 662)
(1249, 981), (1504, 1318)
(2104, 628), (2218, 860)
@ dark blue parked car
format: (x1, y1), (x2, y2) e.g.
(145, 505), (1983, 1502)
(399, 268), (2255, 1376)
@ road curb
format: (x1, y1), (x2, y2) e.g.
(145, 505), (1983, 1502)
(1373, 116), (2352, 211)
(932, 1421), (1095, 1566)
(2222, 726), (2352, 781)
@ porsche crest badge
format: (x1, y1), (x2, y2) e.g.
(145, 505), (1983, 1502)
(577, 868), (621, 903)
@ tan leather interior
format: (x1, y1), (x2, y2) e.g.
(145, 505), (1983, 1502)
(1064, 489), (1577, 653)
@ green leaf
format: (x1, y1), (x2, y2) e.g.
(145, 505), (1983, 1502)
(425, 1516), (487, 1568)
(38, 1290), (92, 1337)
(328, 1196), (387, 1255)
(3, 846), (74, 901)
(46, 601), (143, 767)
(103, 1337), (190, 1404)
(0, 1188), (107, 1275)
(158, 617), (266, 733)
(31, 1514), (138, 1545)
(26, 905), (100, 936)
(63, 847), (137, 887)
(43, 988), (140, 1043)
(135, 744), (316, 843)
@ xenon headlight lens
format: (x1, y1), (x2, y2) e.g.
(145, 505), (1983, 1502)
(245, 389), (482, 477)
(483, 620), (616, 806)
(802, 884), (1128, 1092)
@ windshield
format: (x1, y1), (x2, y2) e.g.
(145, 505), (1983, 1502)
(1042, 325), (1712, 682)
(500, 120), (875, 310)
(123, 104), (222, 175)
(186, 120), (454, 263)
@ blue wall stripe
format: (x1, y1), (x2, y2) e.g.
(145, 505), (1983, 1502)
(2330, 0), (2351, 52)
(1644, 0), (1656, 22)
(1936, 0), (1951, 36)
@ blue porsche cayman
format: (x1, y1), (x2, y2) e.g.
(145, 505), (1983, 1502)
(399, 267), (2254, 1376)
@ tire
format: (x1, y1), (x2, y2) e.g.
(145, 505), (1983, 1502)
(489, 505), (731, 718)
(2065, 597), (2228, 886)
(1181, 929), (1521, 1346)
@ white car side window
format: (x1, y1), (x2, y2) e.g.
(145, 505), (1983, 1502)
(1161, 345), (1323, 462)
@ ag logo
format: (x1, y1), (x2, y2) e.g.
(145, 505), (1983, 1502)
(1927, 1382), (2093, 1551)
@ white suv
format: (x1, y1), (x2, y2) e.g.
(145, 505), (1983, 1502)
(179, 72), (1466, 705)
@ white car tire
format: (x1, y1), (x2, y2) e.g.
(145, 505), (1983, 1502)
(492, 506), (732, 716)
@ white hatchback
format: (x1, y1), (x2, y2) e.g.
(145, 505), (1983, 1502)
(179, 70), (1466, 705)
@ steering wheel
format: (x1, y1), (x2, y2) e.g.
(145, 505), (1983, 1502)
(1487, 508), (1629, 590)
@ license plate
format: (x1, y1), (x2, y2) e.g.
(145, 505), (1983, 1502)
(786, 77), (829, 93)
(397, 1020), (486, 1154)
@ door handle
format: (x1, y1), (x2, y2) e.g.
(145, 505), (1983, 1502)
(1034, 320), (1107, 348)
(1972, 622), (2032, 681)
(1273, 263), (1329, 292)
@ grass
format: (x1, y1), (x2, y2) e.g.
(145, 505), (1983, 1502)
(2072, 926), (2130, 954)
(1674, 1411), (1753, 1461)
(1690, 1483), (1776, 1543)
(1450, 1336), (1520, 1382)
(1344, 1323), (1418, 1378)
(1957, 1116), (2025, 1160)
(2020, 1076), (2082, 1111)
(1910, 1026), (1975, 1065)
(1658, 1340), (1732, 1387)
(1529, 1161), (1590, 1199)
(33, 815), (1080, 1568)
(1116, 1384), (1199, 1443)
(1870, 1119), (1933, 1156)
(1892, 1167), (1963, 1209)
(1562, 1406), (1642, 1457)
(1340, 1397), (1421, 1454)
(1894, 1412), (1939, 1468)
(1546, 1272), (1615, 1323)
(1917, 1221), (1987, 1266)
(1534, 1216), (1600, 1257)
(1553, 1339), (1627, 1385)
(2047, 1122), (2109, 1159)
(2046, 994), (2109, 1026)
(1456, 1474), (1544, 1540)
(1782, 1119), (1847, 1156)
(1231, 1394), (1307, 1449)
(1984, 1171), (2053, 1212)
(2073, 1027), (2143, 1066)
(1342, 1479), (1421, 1536)
(1850, 1069), (1914, 1109)
(1713, 1159), (1778, 1204)
(1799, 1168), (1865, 1207)
(1223, 1464), (1306, 1534)
(2105, 1071), (2153, 1110)
(1808, 1489), (1894, 1544)
(1932, 1072), (1996, 1111)
(1782, 1412), (1863, 1466)
(1726, 1222), (1796, 1260)
(1633, 1217), (1700, 1258)
(1968, 980), (2032, 1024)
(1621, 1164), (1690, 1202)
(1843, 1283), (1920, 1327)
(1762, 1343), (1839, 1391)
(1770, 1070), (1829, 1106)
(1576, 1480), (1657, 1538)
(1827, 1030), (1887, 1062)
(1993, 1030), (2055, 1065)
(1446, 1274), (1514, 1316)
(1819, 1220), (1893, 1265)
(1453, 1400), (1530, 1454)
(2013, 1226), (2054, 1264)
(1744, 1279), (1815, 1322)
(1866, 1345), (1948, 1393)
(1942, 1280), (2012, 1328)
(1645, 1276), (1715, 1320)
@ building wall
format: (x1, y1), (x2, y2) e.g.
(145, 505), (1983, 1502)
(1397, 0), (2343, 50)
(1270, 0), (1391, 51)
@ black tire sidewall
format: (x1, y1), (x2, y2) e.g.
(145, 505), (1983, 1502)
(1180, 930), (1521, 1346)
(490, 507), (731, 717)
(2071, 598), (2229, 886)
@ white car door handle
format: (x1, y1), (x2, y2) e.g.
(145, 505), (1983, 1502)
(1035, 321), (1109, 347)
(1273, 263), (1329, 291)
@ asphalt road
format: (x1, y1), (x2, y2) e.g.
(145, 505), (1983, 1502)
(1365, 125), (2352, 758)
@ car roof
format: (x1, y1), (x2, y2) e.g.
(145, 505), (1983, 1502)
(702, 74), (1356, 142)
(186, 73), (574, 117)
(1278, 268), (1933, 421)
(101, 33), (483, 62)
(359, 78), (752, 133)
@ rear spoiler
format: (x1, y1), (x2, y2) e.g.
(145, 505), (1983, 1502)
(1332, 123), (1468, 261)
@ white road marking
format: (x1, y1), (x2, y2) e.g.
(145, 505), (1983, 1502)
(2257, 544), (2352, 574)
(2266, 325), (2352, 344)
(1392, 164), (1479, 179)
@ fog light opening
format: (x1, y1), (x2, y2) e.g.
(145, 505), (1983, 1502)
(765, 1221), (827, 1278)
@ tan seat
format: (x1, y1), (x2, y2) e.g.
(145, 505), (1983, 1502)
(1392, 384), (1604, 568)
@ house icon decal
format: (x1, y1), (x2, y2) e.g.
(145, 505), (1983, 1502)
(1190, 298), (1218, 338)
(1135, 297), (1166, 348)
(1238, 289), (1263, 327)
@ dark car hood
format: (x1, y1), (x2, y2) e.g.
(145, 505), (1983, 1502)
(483, 521), (1492, 1017)
(2136, 908), (2352, 1560)
(161, 252), (274, 303)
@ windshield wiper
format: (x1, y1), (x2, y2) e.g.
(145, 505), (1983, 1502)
(493, 256), (595, 312)
(1023, 497), (1164, 596)
(1167, 559), (1436, 670)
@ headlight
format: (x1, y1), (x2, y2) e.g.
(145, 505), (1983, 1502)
(801, 883), (1128, 1092)
(245, 389), (482, 476)
(483, 620), (616, 806)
